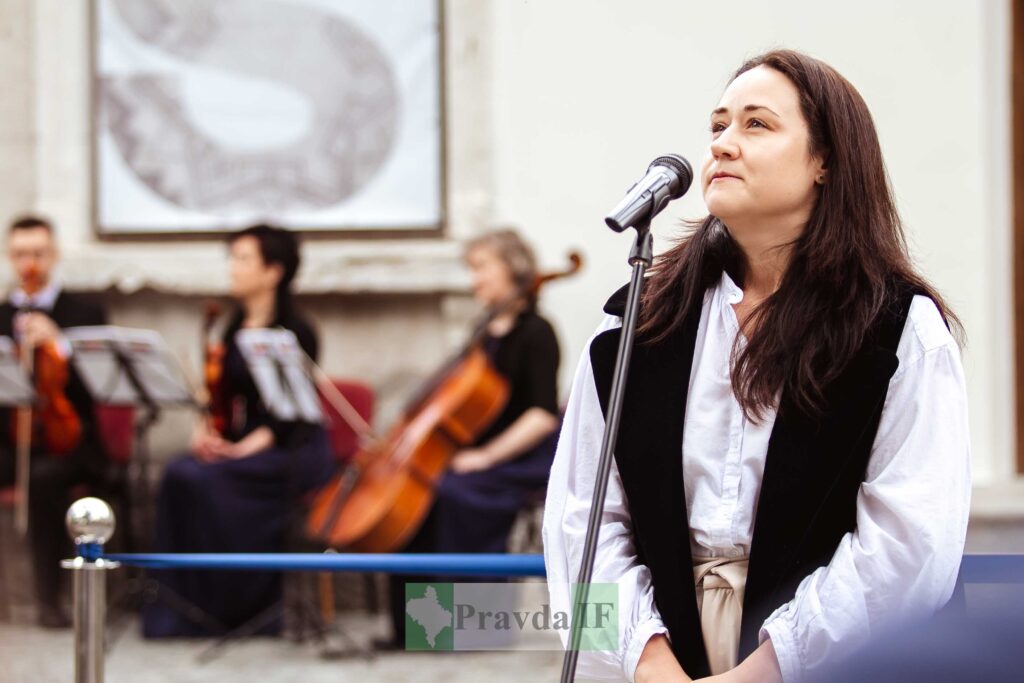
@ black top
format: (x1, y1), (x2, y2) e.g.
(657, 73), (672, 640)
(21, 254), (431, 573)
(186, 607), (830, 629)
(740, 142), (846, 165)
(475, 309), (560, 447)
(220, 308), (320, 448)
(0, 290), (107, 446)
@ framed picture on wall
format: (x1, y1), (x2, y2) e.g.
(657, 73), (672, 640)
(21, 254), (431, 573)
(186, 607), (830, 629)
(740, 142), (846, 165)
(91, 0), (444, 237)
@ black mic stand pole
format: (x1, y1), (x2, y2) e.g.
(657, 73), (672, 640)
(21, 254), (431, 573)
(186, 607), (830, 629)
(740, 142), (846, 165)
(560, 218), (654, 683)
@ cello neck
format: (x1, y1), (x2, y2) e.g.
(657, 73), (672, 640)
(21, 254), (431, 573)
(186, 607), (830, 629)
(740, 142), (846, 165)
(402, 250), (584, 414)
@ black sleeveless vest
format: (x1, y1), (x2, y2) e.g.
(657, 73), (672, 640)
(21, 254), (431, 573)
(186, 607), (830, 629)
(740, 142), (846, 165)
(589, 283), (917, 678)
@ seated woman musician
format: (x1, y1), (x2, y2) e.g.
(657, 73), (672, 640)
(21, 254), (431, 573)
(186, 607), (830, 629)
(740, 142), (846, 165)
(143, 223), (334, 638)
(382, 229), (562, 648)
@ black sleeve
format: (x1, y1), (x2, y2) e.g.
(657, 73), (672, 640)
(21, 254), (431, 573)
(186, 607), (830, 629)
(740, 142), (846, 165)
(292, 317), (320, 364)
(519, 316), (560, 417)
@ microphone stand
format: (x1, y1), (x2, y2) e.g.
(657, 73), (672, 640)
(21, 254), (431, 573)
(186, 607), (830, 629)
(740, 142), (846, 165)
(560, 218), (654, 683)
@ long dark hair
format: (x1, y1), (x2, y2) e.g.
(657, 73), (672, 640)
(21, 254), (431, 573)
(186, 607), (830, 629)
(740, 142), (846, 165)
(638, 49), (963, 421)
(227, 223), (301, 324)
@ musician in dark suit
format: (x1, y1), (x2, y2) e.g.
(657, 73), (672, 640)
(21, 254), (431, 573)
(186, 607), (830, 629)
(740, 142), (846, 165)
(0, 214), (107, 628)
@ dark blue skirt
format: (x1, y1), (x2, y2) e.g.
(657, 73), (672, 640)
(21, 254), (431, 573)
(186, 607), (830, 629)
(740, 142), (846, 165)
(141, 429), (334, 638)
(425, 433), (557, 553)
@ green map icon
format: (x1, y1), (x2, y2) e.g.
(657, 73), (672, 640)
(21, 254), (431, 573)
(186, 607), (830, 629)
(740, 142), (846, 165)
(405, 583), (454, 651)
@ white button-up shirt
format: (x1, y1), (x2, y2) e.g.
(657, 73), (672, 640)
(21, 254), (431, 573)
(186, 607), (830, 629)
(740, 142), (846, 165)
(543, 271), (971, 682)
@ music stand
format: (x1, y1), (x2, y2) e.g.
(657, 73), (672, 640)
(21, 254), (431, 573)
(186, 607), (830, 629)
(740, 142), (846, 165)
(234, 328), (323, 425)
(65, 326), (196, 518)
(0, 336), (35, 535)
(63, 325), (222, 643)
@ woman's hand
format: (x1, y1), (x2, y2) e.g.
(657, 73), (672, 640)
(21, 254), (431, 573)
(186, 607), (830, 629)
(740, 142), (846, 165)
(216, 426), (274, 460)
(449, 407), (560, 475)
(190, 421), (230, 463)
(702, 639), (782, 683)
(635, 634), (691, 683)
(450, 448), (496, 474)
(190, 424), (273, 462)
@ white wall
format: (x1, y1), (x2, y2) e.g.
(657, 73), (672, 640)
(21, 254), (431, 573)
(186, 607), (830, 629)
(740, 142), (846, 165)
(488, 0), (1013, 485)
(0, 1), (1013, 485)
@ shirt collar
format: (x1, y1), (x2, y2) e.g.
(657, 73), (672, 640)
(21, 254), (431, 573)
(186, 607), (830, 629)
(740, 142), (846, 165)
(10, 278), (62, 311)
(719, 270), (744, 306)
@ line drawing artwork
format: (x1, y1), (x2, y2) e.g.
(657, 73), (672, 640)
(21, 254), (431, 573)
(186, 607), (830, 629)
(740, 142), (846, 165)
(95, 0), (442, 235)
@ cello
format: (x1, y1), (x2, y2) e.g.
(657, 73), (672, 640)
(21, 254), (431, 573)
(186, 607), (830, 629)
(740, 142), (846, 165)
(307, 252), (581, 552)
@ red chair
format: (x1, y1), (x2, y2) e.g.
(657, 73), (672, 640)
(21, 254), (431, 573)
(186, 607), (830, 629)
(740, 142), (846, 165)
(93, 405), (136, 467)
(318, 379), (374, 463)
(0, 486), (16, 508)
(306, 378), (380, 626)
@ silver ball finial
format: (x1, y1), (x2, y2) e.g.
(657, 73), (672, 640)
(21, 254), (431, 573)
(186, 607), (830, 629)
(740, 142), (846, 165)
(66, 497), (116, 545)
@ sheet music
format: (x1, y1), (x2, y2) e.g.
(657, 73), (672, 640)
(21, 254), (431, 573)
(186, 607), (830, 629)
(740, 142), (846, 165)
(235, 328), (322, 424)
(65, 326), (195, 406)
(0, 337), (34, 406)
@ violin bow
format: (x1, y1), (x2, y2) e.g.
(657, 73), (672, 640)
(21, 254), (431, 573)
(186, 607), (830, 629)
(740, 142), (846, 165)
(13, 339), (32, 536)
(307, 359), (376, 446)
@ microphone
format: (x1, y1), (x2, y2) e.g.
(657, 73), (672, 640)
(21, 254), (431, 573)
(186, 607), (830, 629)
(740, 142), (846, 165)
(605, 154), (693, 232)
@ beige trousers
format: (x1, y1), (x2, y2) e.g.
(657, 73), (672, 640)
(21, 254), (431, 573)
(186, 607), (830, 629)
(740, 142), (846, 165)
(693, 556), (750, 675)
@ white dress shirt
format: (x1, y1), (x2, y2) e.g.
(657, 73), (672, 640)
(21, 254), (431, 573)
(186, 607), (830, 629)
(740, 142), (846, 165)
(10, 278), (62, 312)
(542, 271), (971, 682)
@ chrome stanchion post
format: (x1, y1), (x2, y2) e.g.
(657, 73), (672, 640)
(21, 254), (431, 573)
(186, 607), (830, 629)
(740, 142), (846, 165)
(63, 498), (120, 683)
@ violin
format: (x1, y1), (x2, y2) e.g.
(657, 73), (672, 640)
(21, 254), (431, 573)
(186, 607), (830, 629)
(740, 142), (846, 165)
(201, 301), (230, 436)
(10, 267), (83, 534)
(10, 340), (83, 456)
(306, 252), (583, 552)
(9, 294), (83, 454)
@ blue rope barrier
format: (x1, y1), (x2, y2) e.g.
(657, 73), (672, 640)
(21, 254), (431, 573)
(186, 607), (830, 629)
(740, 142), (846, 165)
(103, 552), (547, 577)
(100, 553), (1024, 583)
(78, 542), (102, 562)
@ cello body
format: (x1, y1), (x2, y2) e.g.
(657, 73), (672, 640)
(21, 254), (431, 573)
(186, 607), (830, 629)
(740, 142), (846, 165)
(306, 250), (581, 552)
(307, 345), (508, 552)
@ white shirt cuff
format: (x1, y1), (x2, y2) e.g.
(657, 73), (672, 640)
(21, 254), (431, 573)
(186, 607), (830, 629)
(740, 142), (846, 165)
(624, 618), (669, 683)
(761, 617), (802, 683)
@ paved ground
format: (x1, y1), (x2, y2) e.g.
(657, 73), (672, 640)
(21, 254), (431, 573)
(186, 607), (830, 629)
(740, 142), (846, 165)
(0, 613), (565, 683)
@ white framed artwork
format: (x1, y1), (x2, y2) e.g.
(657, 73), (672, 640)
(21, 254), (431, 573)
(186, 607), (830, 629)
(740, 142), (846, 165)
(92, 0), (444, 236)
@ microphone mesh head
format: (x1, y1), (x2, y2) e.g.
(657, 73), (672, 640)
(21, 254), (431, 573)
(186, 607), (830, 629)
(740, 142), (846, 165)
(650, 154), (693, 199)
